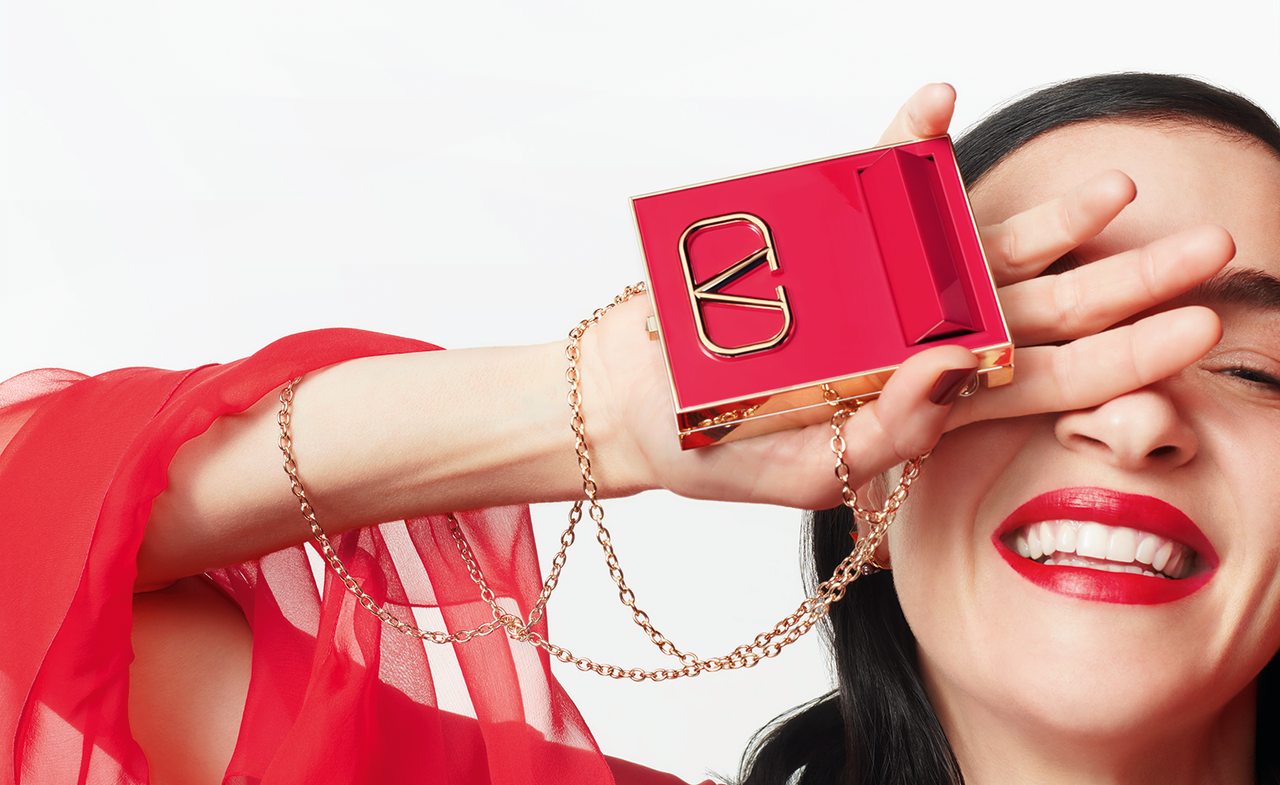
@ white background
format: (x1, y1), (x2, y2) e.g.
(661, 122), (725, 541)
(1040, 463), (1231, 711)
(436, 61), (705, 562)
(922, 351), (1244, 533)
(2, 2), (1277, 780)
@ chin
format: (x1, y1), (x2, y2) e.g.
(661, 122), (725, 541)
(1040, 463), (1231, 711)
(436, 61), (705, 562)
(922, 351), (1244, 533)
(912, 586), (1245, 745)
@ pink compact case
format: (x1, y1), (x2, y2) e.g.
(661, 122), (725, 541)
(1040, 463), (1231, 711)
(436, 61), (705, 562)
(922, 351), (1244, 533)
(632, 136), (1013, 449)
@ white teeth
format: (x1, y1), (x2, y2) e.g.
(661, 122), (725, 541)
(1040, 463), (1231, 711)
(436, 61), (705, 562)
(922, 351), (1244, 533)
(1056, 523), (1077, 554)
(1135, 536), (1158, 565)
(1106, 527), (1137, 563)
(1078, 523), (1110, 559)
(1153, 541), (1174, 573)
(1010, 519), (1197, 579)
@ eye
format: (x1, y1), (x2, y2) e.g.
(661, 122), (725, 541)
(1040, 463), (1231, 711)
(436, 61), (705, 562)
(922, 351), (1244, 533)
(1220, 365), (1280, 390)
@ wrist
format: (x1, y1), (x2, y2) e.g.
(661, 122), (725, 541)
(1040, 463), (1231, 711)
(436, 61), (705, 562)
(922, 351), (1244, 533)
(569, 334), (651, 500)
(563, 294), (663, 500)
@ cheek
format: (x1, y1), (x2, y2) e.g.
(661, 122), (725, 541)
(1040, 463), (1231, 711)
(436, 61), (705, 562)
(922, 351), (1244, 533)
(889, 419), (1038, 561)
(886, 419), (1037, 642)
(1195, 404), (1280, 657)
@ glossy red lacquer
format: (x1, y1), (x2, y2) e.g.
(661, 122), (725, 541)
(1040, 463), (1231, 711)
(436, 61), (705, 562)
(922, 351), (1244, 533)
(632, 137), (1010, 419)
(862, 147), (977, 343)
(993, 488), (1218, 605)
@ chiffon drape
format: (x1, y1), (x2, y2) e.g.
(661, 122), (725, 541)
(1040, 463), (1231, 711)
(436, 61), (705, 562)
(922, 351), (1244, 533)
(0, 330), (702, 785)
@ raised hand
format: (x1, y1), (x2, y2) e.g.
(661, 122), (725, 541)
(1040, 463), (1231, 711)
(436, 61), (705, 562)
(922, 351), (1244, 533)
(141, 84), (1232, 587)
(585, 84), (1229, 511)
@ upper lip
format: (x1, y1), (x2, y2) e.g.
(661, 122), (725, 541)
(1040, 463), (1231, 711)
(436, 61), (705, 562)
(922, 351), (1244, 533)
(993, 487), (1219, 569)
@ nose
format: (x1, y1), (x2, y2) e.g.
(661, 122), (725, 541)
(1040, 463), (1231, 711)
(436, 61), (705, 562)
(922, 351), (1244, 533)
(1054, 387), (1198, 471)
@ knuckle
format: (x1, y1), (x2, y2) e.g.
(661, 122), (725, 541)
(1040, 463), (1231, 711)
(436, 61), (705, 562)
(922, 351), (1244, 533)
(1051, 347), (1083, 407)
(985, 220), (1024, 275)
(1136, 244), (1163, 300)
(1001, 223), (1020, 271)
(1057, 196), (1081, 244)
(864, 404), (911, 466)
(1127, 321), (1158, 385)
(894, 429), (936, 461)
(1052, 271), (1088, 332)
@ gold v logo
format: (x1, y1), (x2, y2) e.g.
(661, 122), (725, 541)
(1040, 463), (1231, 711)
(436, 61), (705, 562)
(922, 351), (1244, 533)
(679, 213), (793, 357)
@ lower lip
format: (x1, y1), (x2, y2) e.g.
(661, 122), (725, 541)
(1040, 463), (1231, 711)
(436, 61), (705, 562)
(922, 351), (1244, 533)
(995, 544), (1211, 605)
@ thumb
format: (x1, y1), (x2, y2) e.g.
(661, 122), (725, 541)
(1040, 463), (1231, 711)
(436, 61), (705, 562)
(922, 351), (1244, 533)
(877, 83), (958, 145)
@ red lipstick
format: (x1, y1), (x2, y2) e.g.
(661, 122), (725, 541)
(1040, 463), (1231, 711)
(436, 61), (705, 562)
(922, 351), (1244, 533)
(993, 488), (1217, 605)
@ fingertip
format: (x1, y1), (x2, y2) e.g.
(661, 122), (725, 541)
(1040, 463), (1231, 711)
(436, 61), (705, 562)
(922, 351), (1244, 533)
(909, 83), (957, 136)
(1142, 305), (1222, 357)
(1184, 304), (1224, 345)
(913, 82), (956, 99)
(1178, 305), (1224, 364)
(1194, 224), (1236, 266)
(930, 82), (958, 103)
(883, 346), (979, 408)
(1093, 169), (1137, 205)
(929, 368), (979, 406)
(1162, 224), (1236, 277)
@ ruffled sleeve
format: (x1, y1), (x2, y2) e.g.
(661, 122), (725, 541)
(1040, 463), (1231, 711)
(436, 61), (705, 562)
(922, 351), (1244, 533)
(0, 330), (704, 785)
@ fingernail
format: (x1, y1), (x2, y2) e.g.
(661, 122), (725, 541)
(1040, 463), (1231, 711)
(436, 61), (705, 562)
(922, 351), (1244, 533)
(929, 369), (978, 406)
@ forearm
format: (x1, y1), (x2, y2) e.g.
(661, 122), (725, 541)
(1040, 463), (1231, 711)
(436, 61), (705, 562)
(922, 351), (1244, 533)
(138, 341), (619, 589)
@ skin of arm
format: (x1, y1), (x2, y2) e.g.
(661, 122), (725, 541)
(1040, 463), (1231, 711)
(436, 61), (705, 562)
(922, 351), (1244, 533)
(139, 341), (608, 590)
(137, 85), (1231, 592)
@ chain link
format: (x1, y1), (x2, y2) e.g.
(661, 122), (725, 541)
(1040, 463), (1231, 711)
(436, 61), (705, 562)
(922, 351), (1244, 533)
(280, 383), (521, 643)
(277, 282), (928, 680)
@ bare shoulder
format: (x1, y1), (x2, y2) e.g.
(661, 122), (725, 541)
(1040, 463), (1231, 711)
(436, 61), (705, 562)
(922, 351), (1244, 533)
(130, 576), (253, 785)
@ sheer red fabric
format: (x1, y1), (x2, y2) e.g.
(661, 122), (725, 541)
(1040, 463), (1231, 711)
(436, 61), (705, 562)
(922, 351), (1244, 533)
(0, 330), (706, 785)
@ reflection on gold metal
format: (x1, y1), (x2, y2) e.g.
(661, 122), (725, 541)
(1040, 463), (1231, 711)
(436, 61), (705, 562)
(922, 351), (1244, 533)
(984, 364), (1015, 388)
(679, 213), (793, 357)
(645, 315), (660, 340)
(668, 358), (1016, 450)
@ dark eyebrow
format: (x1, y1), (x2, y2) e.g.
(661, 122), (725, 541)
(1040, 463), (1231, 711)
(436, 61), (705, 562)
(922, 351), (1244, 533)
(1182, 267), (1280, 311)
(1037, 256), (1280, 312)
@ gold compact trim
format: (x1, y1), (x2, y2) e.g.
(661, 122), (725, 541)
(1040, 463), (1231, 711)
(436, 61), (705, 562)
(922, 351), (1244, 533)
(678, 212), (793, 357)
(674, 358), (1014, 449)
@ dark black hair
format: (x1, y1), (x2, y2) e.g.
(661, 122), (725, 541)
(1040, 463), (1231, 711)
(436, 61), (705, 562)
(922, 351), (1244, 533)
(736, 73), (1280, 785)
(958, 72), (1280, 185)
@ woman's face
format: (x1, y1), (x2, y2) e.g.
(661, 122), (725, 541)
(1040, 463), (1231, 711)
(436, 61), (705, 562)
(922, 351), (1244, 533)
(889, 121), (1280, 748)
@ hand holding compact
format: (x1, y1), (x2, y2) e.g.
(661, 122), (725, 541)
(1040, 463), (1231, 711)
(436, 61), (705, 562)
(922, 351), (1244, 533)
(585, 84), (1229, 511)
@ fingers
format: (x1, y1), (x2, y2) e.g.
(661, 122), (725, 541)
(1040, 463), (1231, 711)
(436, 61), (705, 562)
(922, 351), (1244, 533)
(1001, 224), (1235, 346)
(949, 306), (1222, 427)
(981, 170), (1137, 286)
(834, 345), (979, 482)
(877, 83), (957, 145)
(667, 345), (980, 510)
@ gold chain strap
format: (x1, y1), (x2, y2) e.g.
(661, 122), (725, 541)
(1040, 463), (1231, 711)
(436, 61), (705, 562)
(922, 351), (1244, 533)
(277, 283), (927, 680)
(279, 384), (524, 644)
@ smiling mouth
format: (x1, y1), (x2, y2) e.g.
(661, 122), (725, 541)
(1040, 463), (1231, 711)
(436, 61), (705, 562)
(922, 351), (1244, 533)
(994, 488), (1216, 604)
(1004, 520), (1197, 580)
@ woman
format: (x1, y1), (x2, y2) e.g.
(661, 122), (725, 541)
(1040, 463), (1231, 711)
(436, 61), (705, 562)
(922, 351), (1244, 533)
(743, 74), (1280, 784)
(0, 73), (1271, 784)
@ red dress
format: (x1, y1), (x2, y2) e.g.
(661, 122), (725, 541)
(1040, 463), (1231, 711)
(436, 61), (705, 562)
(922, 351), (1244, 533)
(0, 330), (707, 785)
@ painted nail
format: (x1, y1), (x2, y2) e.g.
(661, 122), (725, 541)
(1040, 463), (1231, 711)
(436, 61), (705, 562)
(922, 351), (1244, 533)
(929, 369), (978, 406)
